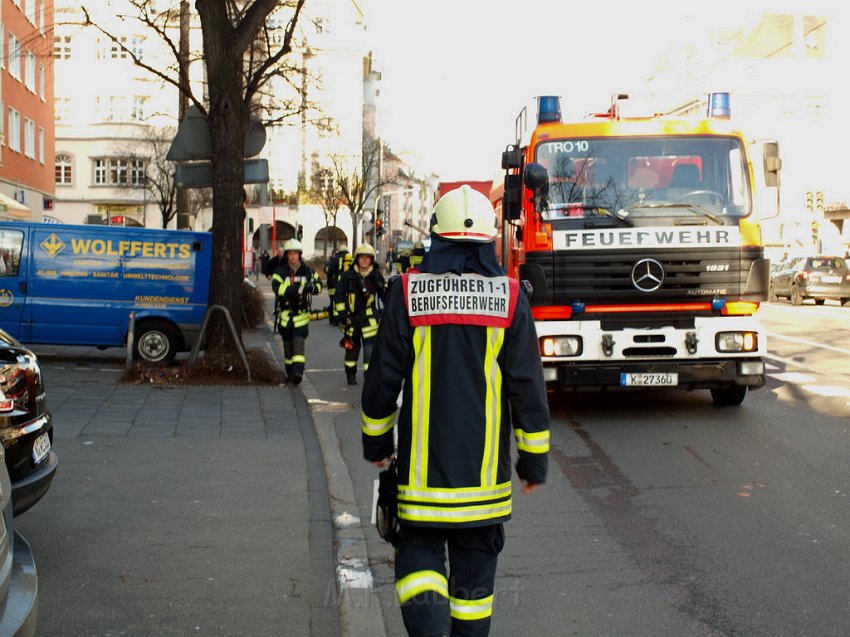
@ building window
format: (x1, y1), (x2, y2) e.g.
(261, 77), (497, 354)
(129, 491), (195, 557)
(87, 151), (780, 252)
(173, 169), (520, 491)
(25, 50), (35, 92)
(24, 118), (35, 159)
(53, 35), (71, 60)
(130, 36), (144, 60)
(94, 158), (107, 184)
(0, 24), (4, 69)
(39, 1), (44, 34)
(9, 34), (20, 81)
(38, 127), (44, 164)
(55, 97), (70, 122)
(38, 63), (44, 99)
(25, 0), (36, 24)
(56, 153), (72, 184)
(111, 36), (128, 59)
(131, 96), (146, 121)
(94, 158), (147, 186)
(8, 109), (20, 153)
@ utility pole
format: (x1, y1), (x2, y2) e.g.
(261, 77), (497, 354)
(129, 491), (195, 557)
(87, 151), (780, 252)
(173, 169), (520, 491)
(176, 0), (191, 230)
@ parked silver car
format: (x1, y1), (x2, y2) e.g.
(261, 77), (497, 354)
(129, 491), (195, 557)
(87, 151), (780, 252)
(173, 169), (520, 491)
(0, 445), (38, 635)
(769, 256), (850, 306)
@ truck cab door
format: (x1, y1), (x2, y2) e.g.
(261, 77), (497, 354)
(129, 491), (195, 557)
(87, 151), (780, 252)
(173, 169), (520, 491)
(0, 228), (27, 339)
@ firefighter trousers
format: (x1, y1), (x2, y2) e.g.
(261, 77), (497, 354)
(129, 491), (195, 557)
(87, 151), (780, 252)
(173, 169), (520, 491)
(393, 523), (505, 637)
(280, 324), (308, 378)
(344, 334), (375, 381)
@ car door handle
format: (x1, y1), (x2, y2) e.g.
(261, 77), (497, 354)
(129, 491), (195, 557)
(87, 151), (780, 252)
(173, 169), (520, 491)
(19, 281), (27, 294)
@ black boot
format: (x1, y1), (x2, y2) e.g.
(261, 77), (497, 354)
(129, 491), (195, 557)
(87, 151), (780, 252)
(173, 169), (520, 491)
(346, 369), (357, 385)
(290, 373), (302, 386)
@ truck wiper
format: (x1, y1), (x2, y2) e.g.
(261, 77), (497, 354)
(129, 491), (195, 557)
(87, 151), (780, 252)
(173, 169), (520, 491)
(577, 205), (634, 227)
(633, 203), (722, 225)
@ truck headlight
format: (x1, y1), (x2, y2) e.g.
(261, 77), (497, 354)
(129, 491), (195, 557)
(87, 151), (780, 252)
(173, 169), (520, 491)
(540, 336), (582, 357)
(716, 331), (758, 353)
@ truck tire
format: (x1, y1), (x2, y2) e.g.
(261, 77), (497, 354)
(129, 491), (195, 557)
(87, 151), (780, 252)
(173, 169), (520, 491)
(710, 385), (747, 406)
(814, 299), (825, 305)
(791, 284), (803, 306)
(134, 321), (180, 364)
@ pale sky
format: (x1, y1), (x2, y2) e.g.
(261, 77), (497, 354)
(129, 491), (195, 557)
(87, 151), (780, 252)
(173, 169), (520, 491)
(364, 0), (773, 181)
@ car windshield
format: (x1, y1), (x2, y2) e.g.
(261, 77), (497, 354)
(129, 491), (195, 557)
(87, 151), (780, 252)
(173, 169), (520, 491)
(534, 136), (751, 221)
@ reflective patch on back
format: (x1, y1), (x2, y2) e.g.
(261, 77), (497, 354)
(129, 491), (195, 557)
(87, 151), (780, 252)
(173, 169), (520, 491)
(403, 272), (517, 328)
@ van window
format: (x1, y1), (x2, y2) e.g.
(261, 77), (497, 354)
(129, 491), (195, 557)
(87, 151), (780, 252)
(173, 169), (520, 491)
(0, 229), (23, 276)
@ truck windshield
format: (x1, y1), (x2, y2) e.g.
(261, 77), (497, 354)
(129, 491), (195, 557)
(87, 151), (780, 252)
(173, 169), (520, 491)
(534, 136), (751, 221)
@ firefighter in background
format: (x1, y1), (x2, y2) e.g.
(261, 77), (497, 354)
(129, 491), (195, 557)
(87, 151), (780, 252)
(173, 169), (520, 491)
(324, 245), (350, 326)
(408, 240), (426, 270)
(361, 185), (550, 636)
(271, 239), (322, 386)
(334, 243), (385, 385)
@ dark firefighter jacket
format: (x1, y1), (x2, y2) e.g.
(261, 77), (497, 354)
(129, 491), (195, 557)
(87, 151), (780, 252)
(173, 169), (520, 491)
(361, 259), (550, 529)
(334, 264), (385, 339)
(271, 262), (322, 329)
(325, 250), (350, 293)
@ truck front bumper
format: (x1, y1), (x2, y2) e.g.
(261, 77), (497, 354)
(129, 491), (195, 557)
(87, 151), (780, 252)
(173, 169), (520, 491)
(546, 358), (765, 390)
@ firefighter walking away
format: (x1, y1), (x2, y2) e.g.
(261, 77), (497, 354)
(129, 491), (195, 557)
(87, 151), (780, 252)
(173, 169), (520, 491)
(361, 185), (550, 636)
(270, 239), (322, 385)
(334, 243), (385, 385)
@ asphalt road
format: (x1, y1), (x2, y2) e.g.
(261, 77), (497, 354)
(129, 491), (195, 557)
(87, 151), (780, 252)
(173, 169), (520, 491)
(14, 295), (850, 636)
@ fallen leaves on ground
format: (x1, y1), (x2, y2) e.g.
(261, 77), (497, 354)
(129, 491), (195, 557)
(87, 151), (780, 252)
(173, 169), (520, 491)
(120, 348), (283, 386)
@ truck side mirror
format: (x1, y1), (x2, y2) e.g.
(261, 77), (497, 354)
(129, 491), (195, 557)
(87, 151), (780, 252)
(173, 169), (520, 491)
(763, 141), (781, 187)
(523, 162), (548, 192)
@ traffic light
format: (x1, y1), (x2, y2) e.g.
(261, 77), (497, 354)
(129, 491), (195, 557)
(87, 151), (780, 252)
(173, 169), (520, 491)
(375, 211), (386, 237)
(815, 191), (824, 211)
(806, 191), (813, 213)
(296, 224), (304, 241)
(812, 220), (819, 244)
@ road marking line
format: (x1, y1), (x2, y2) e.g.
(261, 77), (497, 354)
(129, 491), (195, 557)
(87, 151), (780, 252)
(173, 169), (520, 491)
(802, 385), (850, 397)
(770, 372), (816, 384)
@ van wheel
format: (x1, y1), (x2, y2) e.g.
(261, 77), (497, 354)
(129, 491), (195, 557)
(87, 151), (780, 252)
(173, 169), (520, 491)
(710, 385), (747, 406)
(134, 321), (180, 364)
(791, 284), (803, 306)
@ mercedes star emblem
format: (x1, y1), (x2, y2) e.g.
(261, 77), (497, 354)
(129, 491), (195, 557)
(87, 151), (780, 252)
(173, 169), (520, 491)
(631, 258), (665, 292)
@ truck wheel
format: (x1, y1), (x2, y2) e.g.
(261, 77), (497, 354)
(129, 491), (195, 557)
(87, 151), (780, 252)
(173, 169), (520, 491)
(842, 298), (850, 306)
(814, 299), (825, 305)
(134, 321), (180, 364)
(710, 385), (747, 406)
(791, 285), (803, 306)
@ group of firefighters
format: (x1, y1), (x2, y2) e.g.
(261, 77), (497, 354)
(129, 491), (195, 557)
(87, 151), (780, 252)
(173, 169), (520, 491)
(264, 186), (550, 637)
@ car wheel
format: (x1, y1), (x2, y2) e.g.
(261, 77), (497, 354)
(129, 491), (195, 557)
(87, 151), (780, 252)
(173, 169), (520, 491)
(134, 320), (180, 364)
(791, 284), (803, 306)
(769, 283), (779, 302)
(842, 298), (850, 306)
(815, 299), (825, 305)
(710, 385), (747, 406)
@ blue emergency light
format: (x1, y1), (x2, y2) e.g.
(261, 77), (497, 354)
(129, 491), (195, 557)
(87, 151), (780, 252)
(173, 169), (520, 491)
(707, 92), (731, 119)
(711, 298), (726, 312)
(537, 96), (562, 124)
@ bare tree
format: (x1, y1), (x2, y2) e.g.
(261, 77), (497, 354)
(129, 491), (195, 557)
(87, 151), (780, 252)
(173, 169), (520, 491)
(309, 167), (344, 257)
(75, 0), (308, 351)
(332, 134), (398, 247)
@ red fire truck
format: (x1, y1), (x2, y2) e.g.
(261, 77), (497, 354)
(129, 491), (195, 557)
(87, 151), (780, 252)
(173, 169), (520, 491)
(492, 93), (781, 405)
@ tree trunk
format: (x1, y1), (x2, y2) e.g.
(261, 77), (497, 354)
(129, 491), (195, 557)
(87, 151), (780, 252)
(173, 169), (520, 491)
(197, 1), (250, 351)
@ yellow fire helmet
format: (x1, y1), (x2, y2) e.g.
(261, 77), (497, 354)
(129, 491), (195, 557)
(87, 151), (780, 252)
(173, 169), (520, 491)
(354, 243), (376, 259)
(413, 241), (425, 250)
(283, 238), (303, 254)
(430, 185), (497, 243)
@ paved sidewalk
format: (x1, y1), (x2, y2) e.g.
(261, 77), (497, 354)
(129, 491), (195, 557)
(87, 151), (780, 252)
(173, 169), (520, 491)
(16, 300), (348, 635)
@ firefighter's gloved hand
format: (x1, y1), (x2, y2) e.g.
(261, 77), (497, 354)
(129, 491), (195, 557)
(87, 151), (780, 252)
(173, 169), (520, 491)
(304, 281), (316, 294)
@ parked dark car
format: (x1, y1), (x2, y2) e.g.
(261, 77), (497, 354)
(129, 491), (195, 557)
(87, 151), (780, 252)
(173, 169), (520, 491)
(0, 328), (56, 515)
(770, 256), (850, 306)
(0, 444), (38, 635)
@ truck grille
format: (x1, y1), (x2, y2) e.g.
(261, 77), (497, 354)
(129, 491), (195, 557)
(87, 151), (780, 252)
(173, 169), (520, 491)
(525, 246), (762, 306)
